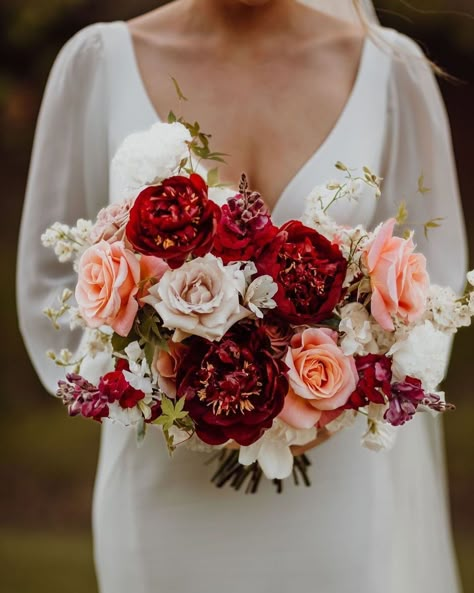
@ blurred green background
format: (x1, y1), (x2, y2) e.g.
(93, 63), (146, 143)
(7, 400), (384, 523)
(1, 1), (473, 591)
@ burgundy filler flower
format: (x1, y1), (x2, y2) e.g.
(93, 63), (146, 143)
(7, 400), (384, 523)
(347, 354), (392, 409)
(126, 173), (220, 268)
(212, 175), (278, 263)
(256, 220), (347, 324)
(57, 374), (109, 422)
(176, 321), (289, 446)
(99, 368), (145, 409)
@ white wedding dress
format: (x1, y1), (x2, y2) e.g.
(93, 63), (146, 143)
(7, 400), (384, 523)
(17, 10), (468, 593)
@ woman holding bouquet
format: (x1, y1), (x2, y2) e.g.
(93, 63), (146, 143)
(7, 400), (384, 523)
(17, 0), (467, 592)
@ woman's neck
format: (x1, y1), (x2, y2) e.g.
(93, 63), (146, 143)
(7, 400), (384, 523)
(181, 0), (303, 38)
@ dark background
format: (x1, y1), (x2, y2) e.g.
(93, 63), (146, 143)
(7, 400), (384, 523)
(1, 1), (473, 591)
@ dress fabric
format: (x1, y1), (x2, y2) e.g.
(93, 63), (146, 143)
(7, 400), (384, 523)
(17, 21), (468, 593)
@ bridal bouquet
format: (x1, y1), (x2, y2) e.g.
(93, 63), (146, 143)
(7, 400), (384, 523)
(42, 110), (474, 492)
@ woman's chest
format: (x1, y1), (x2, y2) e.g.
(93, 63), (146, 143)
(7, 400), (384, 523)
(104, 23), (391, 228)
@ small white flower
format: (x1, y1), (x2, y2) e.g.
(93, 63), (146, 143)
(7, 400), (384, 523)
(68, 307), (86, 330)
(325, 409), (357, 433)
(339, 303), (379, 356)
(243, 275), (278, 318)
(361, 403), (397, 452)
(107, 402), (143, 426)
(124, 341), (144, 363)
(239, 419), (317, 480)
(54, 240), (74, 262)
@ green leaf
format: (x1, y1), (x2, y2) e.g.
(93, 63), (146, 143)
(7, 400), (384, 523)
(417, 173), (431, 195)
(423, 217), (444, 239)
(206, 167), (220, 187)
(171, 77), (188, 101)
(395, 200), (408, 225)
(111, 332), (134, 353)
(167, 110), (177, 123)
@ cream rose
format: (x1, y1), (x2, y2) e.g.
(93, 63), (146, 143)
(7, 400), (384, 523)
(142, 254), (250, 342)
(279, 328), (358, 430)
(364, 218), (429, 331)
(75, 240), (140, 336)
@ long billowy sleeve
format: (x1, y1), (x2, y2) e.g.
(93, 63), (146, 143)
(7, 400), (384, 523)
(376, 30), (468, 293)
(377, 30), (467, 593)
(17, 24), (109, 395)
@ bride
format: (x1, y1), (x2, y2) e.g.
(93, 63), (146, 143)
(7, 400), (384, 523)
(17, 1), (467, 592)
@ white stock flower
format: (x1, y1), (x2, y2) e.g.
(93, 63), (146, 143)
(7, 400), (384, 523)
(239, 419), (317, 480)
(339, 303), (379, 356)
(389, 320), (451, 392)
(361, 403), (397, 452)
(111, 122), (192, 200)
(142, 253), (250, 342)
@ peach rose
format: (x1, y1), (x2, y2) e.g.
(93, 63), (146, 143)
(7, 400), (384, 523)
(138, 255), (169, 301)
(153, 341), (188, 397)
(279, 328), (358, 429)
(364, 218), (429, 331)
(75, 240), (140, 336)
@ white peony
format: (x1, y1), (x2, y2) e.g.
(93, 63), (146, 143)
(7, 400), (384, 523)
(339, 303), (379, 356)
(389, 320), (451, 392)
(111, 122), (192, 200)
(238, 419), (317, 480)
(361, 403), (397, 452)
(142, 253), (251, 342)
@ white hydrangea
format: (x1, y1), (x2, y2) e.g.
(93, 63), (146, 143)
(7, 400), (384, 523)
(339, 302), (379, 356)
(111, 122), (192, 200)
(361, 403), (397, 452)
(239, 419), (317, 480)
(389, 320), (451, 392)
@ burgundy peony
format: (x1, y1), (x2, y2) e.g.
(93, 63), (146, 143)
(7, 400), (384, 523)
(125, 173), (220, 268)
(211, 183), (278, 264)
(176, 322), (289, 446)
(256, 220), (347, 324)
(347, 354), (392, 410)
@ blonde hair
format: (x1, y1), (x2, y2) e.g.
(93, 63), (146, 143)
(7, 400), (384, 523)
(351, 0), (448, 77)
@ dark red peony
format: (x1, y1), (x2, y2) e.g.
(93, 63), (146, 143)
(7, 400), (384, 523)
(125, 173), (220, 268)
(176, 321), (289, 446)
(256, 220), (347, 324)
(211, 178), (278, 264)
(347, 354), (392, 410)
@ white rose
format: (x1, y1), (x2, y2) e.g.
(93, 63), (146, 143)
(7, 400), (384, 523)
(111, 122), (191, 200)
(339, 302), (379, 356)
(143, 254), (251, 342)
(389, 320), (451, 392)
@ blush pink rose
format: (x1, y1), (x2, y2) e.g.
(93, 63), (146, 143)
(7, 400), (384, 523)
(76, 240), (140, 336)
(279, 328), (358, 429)
(89, 199), (134, 245)
(364, 218), (429, 331)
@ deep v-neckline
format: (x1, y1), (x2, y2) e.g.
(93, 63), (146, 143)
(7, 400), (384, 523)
(117, 21), (372, 214)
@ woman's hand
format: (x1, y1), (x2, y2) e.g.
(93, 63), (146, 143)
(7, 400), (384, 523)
(224, 427), (334, 455)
